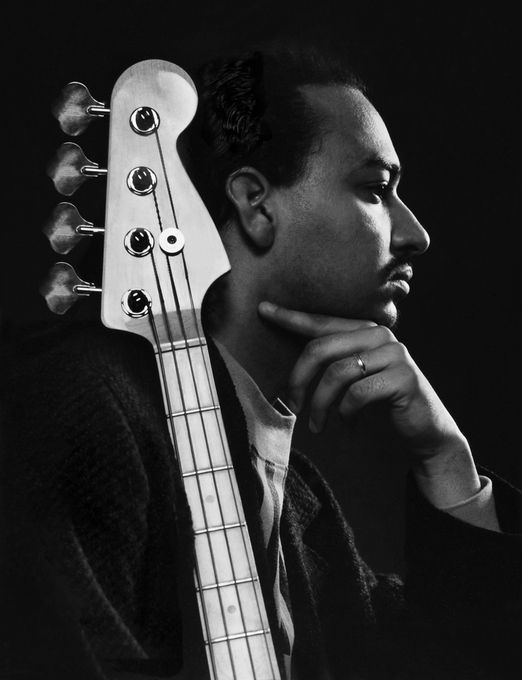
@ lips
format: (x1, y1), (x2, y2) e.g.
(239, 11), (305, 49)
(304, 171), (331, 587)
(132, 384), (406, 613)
(386, 266), (413, 295)
(388, 265), (413, 283)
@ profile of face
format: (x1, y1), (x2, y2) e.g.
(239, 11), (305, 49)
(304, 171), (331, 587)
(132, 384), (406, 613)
(264, 85), (430, 328)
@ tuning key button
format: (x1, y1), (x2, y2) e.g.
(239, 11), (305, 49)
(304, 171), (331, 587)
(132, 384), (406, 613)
(39, 262), (101, 315)
(43, 202), (104, 255)
(47, 142), (107, 196)
(122, 289), (152, 318)
(127, 167), (157, 195)
(130, 107), (160, 135)
(53, 82), (110, 136)
(124, 228), (154, 257)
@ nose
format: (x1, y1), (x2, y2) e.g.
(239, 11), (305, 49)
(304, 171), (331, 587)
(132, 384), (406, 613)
(391, 198), (430, 256)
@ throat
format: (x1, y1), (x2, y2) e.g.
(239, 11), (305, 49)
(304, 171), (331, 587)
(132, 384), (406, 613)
(210, 314), (303, 406)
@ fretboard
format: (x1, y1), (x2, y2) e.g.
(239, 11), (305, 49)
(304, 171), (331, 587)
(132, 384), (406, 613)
(154, 336), (281, 680)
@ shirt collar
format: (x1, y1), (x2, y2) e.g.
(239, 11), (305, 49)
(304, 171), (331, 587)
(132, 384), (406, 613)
(212, 338), (296, 468)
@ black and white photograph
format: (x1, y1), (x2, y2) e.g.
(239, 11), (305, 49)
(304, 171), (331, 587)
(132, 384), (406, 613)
(2, 2), (521, 679)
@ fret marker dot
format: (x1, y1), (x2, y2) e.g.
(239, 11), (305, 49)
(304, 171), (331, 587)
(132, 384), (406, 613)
(227, 605), (236, 614)
(205, 494), (215, 503)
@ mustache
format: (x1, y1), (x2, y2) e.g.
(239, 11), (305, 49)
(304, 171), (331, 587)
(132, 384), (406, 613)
(379, 258), (413, 283)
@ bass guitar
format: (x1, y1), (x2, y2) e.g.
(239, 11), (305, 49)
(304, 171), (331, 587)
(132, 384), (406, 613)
(42, 58), (281, 680)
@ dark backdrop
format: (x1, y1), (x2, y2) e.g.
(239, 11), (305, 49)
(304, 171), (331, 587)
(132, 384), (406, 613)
(4, 1), (519, 572)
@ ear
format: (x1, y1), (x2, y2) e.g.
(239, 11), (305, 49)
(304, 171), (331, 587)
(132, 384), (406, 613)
(226, 167), (275, 249)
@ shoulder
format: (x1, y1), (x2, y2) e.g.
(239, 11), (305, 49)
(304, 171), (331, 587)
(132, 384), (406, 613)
(4, 319), (162, 427)
(3, 320), (170, 514)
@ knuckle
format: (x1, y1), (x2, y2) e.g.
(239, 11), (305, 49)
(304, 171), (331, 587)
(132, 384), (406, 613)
(303, 338), (324, 361)
(390, 341), (409, 361)
(310, 314), (330, 334)
(374, 325), (394, 344)
(354, 374), (385, 398)
(372, 374), (387, 392)
(349, 381), (366, 400)
(324, 359), (347, 384)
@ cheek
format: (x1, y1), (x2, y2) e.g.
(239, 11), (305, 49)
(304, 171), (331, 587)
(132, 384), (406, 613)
(271, 202), (388, 312)
(349, 211), (390, 271)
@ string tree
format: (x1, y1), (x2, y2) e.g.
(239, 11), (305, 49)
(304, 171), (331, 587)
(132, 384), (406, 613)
(39, 262), (101, 315)
(47, 142), (107, 196)
(53, 82), (110, 137)
(43, 202), (105, 255)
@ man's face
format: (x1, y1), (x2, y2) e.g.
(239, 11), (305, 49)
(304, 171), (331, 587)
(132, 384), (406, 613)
(268, 85), (430, 328)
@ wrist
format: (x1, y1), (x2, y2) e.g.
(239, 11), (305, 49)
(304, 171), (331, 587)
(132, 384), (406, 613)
(411, 433), (481, 508)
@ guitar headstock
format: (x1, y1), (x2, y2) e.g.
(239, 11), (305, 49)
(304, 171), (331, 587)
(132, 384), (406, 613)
(42, 59), (230, 348)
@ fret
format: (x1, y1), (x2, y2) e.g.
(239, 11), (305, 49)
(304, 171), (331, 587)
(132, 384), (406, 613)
(155, 344), (219, 414)
(155, 337), (207, 353)
(196, 576), (258, 591)
(167, 404), (220, 418)
(210, 638), (279, 680)
(185, 463), (242, 531)
(196, 527), (255, 587)
(183, 464), (234, 478)
(198, 580), (268, 641)
(155, 342), (281, 678)
(207, 629), (270, 645)
(194, 521), (246, 535)
(169, 409), (229, 472)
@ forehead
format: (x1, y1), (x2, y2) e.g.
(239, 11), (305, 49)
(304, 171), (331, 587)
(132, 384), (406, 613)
(301, 84), (399, 171)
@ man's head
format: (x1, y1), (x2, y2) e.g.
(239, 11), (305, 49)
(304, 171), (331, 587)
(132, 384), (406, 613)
(182, 48), (429, 330)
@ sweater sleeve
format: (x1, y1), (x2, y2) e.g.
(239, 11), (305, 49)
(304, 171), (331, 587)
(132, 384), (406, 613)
(286, 448), (522, 679)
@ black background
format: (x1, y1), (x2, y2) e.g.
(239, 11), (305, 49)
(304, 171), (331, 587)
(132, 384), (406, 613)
(4, 1), (519, 572)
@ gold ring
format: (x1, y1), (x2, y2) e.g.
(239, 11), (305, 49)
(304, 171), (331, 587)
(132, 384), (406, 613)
(353, 352), (367, 377)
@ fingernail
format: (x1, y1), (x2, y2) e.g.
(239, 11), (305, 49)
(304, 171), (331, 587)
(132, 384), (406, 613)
(259, 301), (277, 314)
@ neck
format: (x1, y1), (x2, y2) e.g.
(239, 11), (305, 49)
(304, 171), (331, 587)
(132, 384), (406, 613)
(206, 276), (304, 405)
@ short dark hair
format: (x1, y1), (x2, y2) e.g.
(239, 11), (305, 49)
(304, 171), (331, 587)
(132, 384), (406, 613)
(179, 47), (365, 227)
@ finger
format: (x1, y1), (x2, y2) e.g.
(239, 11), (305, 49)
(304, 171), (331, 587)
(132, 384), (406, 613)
(258, 301), (376, 339)
(338, 365), (408, 421)
(308, 342), (404, 432)
(288, 326), (398, 412)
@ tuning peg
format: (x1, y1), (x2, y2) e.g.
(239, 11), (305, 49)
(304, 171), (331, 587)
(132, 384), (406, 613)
(47, 142), (107, 196)
(52, 82), (110, 136)
(43, 202), (105, 254)
(40, 262), (102, 315)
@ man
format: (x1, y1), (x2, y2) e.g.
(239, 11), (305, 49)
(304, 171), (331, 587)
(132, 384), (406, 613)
(3, 47), (521, 680)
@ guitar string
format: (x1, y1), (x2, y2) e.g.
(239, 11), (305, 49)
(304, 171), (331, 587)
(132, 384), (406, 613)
(154, 131), (277, 677)
(146, 303), (219, 680)
(149, 195), (239, 680)
(151, 185), (259, 679)
(179, 256), (278, 677)
(154, 130), (277, 678)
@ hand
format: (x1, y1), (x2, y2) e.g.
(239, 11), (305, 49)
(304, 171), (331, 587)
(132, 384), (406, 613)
(258, 301), (481, 506)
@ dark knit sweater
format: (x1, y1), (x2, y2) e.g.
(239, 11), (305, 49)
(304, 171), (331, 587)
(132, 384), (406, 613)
(2, 320), (521, 680)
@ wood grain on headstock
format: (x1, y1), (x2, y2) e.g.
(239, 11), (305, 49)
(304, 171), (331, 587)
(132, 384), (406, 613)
(101, 59), (230, 347)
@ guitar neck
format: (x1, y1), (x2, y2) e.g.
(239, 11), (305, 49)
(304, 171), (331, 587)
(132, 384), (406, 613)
(154, 332), (281, 679)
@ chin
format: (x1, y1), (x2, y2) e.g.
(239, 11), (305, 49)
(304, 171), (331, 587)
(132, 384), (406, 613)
(370, 302), (399, 329)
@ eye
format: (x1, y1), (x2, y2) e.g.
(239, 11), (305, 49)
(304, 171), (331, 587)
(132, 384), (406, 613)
(366, 182), (392, 202)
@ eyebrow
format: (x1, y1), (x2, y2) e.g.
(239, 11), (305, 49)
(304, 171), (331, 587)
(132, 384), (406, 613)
(355, 156), (402, 180)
